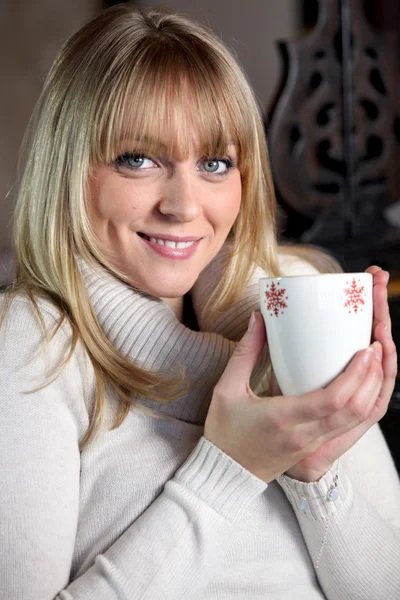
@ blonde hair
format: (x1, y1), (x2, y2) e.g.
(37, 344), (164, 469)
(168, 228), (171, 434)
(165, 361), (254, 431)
(6, 5), (280, 448)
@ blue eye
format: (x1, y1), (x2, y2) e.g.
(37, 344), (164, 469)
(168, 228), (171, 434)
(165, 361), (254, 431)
(201, 158), (233, 174)
(115, 153), (156, 169)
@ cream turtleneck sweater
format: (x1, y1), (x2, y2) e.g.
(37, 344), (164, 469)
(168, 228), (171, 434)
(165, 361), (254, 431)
(1, 252), (400, 600)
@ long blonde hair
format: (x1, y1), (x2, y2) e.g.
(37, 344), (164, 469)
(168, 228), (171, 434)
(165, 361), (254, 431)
(6, 5), (279, 448)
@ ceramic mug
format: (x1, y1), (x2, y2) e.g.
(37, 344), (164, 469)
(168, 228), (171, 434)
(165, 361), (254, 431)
(259, 273), (373, 396)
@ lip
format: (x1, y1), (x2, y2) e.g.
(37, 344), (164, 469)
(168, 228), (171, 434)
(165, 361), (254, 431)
(138, 232), (202, 260)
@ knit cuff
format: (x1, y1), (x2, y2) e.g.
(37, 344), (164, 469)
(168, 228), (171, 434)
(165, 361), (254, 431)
(174, 436), (267, 523)
(277, 461), (348, 520)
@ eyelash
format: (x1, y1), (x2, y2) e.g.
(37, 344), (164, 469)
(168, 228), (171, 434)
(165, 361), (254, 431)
(114, 153), (152, 169)
(113, 152), (236, 176)
(202, 157), (236, 176)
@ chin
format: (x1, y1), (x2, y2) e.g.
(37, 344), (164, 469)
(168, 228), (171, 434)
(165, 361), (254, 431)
(133, 276), (196, 301)
(152, 284), (193, 300)
(119, 257), (205, 299)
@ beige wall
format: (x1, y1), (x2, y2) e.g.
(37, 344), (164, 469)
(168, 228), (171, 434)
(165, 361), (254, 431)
(0, 0), (297, 250)
(0, 1), (98, 250)
(137, 0), (298, 111)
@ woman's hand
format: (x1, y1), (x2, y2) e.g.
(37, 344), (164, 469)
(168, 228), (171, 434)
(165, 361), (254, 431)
(204, 269), (397, 484)
(285, 267), (397, 481)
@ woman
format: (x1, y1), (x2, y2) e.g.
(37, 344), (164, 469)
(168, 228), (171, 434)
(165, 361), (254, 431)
(1, 5), (399, 599)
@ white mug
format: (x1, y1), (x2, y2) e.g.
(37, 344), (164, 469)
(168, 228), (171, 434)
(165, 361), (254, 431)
(259, 273), (373, 396)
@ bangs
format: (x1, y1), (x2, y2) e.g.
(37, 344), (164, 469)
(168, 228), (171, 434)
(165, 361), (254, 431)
(89, 38), (254, 172)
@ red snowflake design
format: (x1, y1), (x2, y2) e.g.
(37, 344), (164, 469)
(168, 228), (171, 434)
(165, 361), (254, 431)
(264, 281), (288, 317)
(343, 278), (366, 314)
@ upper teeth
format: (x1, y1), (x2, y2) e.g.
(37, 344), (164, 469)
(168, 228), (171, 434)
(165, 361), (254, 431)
(149, 237), (195, 249)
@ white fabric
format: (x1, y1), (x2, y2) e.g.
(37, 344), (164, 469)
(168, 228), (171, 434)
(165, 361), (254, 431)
(1, 249), (400, 599)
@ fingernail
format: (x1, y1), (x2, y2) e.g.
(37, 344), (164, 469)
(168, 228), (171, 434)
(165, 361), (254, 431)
(382, 323), (392, 338)
(372, 342), (382, 362)
(363, 347), (374, 366)
(248, 311), (256, 335)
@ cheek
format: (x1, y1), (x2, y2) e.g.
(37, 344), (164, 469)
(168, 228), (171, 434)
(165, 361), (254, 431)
(215, 178), (242, 230)
(89, 181), (140, 224)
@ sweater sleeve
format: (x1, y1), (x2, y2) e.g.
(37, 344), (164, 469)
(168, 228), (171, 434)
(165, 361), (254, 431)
(62, 438), (266, 600)
(277, 424), (400, 599)
(0, 299), (266, 600)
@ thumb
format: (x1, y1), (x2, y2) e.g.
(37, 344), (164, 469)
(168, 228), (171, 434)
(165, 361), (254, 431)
(218, 312), (266, 393)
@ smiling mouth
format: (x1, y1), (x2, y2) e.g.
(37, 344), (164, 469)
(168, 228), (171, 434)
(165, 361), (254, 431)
(138, 233), (197, 249)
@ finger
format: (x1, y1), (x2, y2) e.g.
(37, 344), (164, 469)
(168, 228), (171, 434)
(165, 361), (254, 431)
(277, 346), (374, 425)
(366, 266), (388, 298)
(370, 270), (396, 401)
(358, 325), (397, 421)
(316, 346), (374, 415)
(374, 323), (397, 412)
(374, 320), (396, 365)
(217, 312), (266, 394)
(365, 265), (384, 277)
(372, 274), (392, 334)
(318, 350), (383, 438)
(280, 350), (383, 453)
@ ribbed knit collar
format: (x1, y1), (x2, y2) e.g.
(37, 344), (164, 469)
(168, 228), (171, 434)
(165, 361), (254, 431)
(80, 249), (267, 425)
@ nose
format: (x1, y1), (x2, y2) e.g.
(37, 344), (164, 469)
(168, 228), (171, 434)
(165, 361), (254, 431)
(158, 171), (202, 223)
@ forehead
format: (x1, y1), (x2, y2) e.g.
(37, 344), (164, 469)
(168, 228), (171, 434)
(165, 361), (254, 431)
(95, 73), (240, 165)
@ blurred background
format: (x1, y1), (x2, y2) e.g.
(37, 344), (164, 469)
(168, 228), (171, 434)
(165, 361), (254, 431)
(0, 0), (299, 258)
(1, 0), (400, 466)
(2, 1), (400, 270)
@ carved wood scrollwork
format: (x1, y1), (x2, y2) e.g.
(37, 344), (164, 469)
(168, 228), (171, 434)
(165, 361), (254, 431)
(267, 0), (400, 243)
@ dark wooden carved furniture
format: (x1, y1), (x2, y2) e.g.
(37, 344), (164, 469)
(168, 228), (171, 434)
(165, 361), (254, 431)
(267, 0), (400, 471)
(267, 0), (400, 272)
